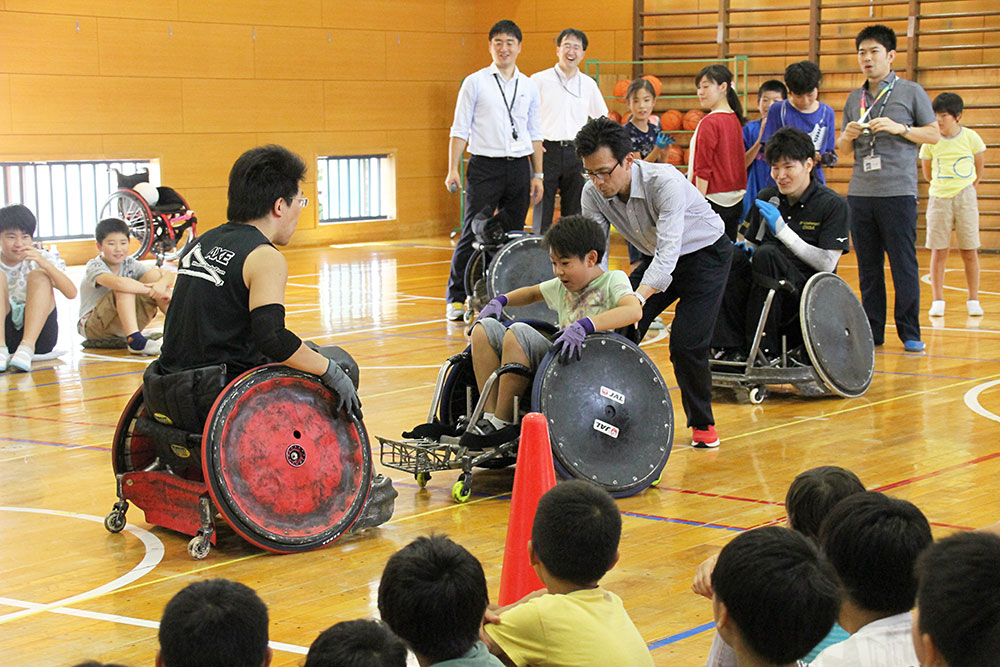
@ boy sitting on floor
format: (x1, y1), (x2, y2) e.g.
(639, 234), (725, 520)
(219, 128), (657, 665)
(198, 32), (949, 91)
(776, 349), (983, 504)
(468, 214), (642, 444)
(0, 204), (77, 372)
(481, 480), (653, 666)
(78, 217), (174, 355)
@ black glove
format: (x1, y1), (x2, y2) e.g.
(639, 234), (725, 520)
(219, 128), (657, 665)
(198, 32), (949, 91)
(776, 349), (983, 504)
(321, 359), (363, 420)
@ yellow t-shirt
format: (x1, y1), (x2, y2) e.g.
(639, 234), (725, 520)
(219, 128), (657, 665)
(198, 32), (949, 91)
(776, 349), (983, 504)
(484, 588), (653, 667)
(919, 127), (986, 198)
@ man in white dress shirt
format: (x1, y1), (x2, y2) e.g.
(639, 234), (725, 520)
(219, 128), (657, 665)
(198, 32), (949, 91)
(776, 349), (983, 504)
(529, 28), (608, 235)
(443, 20), (544, 321)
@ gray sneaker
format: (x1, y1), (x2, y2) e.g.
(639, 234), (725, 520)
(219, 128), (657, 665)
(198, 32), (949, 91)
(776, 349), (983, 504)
(446, 302), (465, 321)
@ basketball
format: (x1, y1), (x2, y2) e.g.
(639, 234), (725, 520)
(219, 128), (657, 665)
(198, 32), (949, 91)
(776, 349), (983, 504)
(621, 112), (632, 126)
(683, 109), (705, 131)
(613, 78), (630, 102)
(666, 144), (684, 165)
(642, 74), (663, 98)
(660, 109), (683, 131)
(608, 110), (622, 123)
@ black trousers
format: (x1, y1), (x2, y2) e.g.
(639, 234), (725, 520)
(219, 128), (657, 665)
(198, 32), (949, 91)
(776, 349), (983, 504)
(536, 141), (584, 235)
(848, 195), (920, 345)
(446, 155), (530, 303)
(630, 235), (732, 428)
(712, 245), (808, 354)
(709, 198), (744, 242)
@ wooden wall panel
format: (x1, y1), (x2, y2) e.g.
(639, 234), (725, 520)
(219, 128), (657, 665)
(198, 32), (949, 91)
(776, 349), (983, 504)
(324, 81), (458, 131)
(387, 32), (479, 82)
(9, 75), (183, 134)
(100, 133), (257, 189)
(0, 13), (99, 75)
(0, 74), (10, 134)
(322, 0), (449, 33)
(0, 135), (103, 159)
(176, 0), (323, 26)
(182, 79), (324, 133)
(97, 19), (253, 79)
(254, 27), (387, 81)
(387, 128), (449, 179)
(444, 0), (478, 34)
(535, 2), (633, 34)
(5, 0), (177, 19)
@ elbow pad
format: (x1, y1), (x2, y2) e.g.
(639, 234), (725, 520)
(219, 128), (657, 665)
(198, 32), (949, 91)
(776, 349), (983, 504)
(250, 303), (301, 362)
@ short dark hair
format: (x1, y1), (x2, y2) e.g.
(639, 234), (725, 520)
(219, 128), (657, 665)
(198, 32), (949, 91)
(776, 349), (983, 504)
(785, 466), (866, 541)
(531, 480), (621, 586)
(932, 92), (964, 118)
(377, 535), (488, 663)
(544, 214), (607, 264)
(758, 79), (788, 100)
(916, 531), (1000, 667)
(856, 24), (897, 51)
(226, 144), (306, 224)
(625, 77), (656, 102)
(695, 64), (745, 124)
(575, 116), (633, 164)
(158, 578), (269, 667)
(557, 28), (588, 50)
(305, 619), (407, 667)
(95, 217), (130, 244)
(784, 61), (823, 95)
(820, 492), (932, 615)
(0, 203), (37, 236)
(713, 527), (840, 664)
(489, 20), (521, 43)
(764, 127), (817, 166)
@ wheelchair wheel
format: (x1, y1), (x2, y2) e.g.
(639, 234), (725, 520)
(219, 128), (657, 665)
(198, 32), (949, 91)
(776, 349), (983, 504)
(111, 386), (158, 475)
(487, 235), (558, 325)
(202, 365), (373, 553)
(531, 333), (673, 497)
(463, 248), (489, 316)
(100, 190), (154, 260)
(156, 223), (198, 264)
(437, 349), (481, 427)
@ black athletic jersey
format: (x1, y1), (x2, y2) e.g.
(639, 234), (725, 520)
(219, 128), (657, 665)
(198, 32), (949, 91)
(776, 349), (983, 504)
(745, 179), (850, 277)
(159, 223), (273, 377)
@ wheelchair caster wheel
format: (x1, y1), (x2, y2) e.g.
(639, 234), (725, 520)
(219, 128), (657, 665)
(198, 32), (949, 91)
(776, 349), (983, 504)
(650, 468), (665, 488)
(104, 509), (127, 534)
(415, 472), (431, 488)
(463, 308), (475, 325)
(451, 476), (472, 503)
(749, 386), (767, 405)
(187, 535), (211, 560)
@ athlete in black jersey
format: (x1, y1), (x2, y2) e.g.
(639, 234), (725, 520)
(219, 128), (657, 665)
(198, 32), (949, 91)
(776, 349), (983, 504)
(158, 145), (361, 418)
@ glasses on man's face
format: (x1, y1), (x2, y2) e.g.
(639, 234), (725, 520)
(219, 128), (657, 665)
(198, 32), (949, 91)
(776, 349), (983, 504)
(296, 196), (309, 209)
(582, 162), (620, 181)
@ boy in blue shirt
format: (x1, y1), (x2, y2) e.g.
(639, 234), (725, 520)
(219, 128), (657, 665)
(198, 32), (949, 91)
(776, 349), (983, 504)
(742, 80), (787, 223)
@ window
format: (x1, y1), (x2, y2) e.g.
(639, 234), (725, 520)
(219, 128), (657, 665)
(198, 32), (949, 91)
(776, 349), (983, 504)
(316, 154), (395, 223)
(0, 159), (156, 241)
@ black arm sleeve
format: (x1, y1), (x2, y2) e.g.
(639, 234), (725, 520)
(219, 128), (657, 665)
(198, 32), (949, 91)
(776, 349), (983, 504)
(249, 303), (301, 362)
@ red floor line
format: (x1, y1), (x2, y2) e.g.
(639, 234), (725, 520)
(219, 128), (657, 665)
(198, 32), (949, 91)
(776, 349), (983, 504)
(24, 391), (133, 412)
(660, 486), (785, 506)
(0, 412), (116, 429)
(873, 451), (1000, 493)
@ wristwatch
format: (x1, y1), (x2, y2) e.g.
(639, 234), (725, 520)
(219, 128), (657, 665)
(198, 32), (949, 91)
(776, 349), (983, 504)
(533, 172), (544, 179)
(634, 291), (647, 307)
(902, 124), (911, 137)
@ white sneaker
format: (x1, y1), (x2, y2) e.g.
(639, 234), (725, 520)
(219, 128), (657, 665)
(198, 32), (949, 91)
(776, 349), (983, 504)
(928, 300), (945, 317)
(128, 337), (162, 356)
(8, 346), (32, 372)
(0, 346), (8, 372)
(967, 300), (984, 316)
(446, 302), (465, 321)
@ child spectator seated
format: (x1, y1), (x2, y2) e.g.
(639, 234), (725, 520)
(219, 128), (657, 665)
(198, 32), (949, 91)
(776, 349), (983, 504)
(0, 204), (77, 372)
(696, 465), (866, 666)
(712, 526), (840, 666)
(467, 215), (641, 445)
(157, 578), (271, 667)
(305, 619), (407, 667)
(78, 217), (174, 355)
(912, 531), (1000, 667)
(919, 92), (987, 318)
(378, 535), (503, 666)
(481, 480), (654, 666)
(810, 492), (933, 666)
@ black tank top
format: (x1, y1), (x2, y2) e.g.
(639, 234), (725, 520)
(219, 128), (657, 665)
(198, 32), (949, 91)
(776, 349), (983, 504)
(160, 223), (273, 377)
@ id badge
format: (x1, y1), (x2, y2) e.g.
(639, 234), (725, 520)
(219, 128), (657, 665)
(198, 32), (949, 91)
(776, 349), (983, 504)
(863, 154), (882, 172)
(508, 135), (529, 154)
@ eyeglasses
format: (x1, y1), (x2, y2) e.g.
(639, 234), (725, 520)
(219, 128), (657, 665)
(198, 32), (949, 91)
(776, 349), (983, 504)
(296, 196), (309, 209)
(582, 162), (620, 181)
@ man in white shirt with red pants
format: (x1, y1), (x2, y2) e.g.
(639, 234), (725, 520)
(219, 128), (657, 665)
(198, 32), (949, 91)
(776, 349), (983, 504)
(529, 28), (608, 235)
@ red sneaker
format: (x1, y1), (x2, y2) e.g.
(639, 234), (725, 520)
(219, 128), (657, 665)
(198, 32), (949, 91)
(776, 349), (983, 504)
(691, 425), (720, 449)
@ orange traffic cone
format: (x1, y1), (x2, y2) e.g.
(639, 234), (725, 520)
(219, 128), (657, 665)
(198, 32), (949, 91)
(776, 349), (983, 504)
(497, 412), (557, 605)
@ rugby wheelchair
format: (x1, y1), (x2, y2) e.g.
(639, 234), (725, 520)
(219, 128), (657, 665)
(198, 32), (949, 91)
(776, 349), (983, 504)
(99, 169), (198, 267)
(377, 330), (673, 502)
(711, 272), (875, 404)
(104, 348), (396, 559)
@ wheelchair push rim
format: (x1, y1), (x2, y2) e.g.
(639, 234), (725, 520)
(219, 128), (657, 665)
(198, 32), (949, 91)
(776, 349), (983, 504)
(111, 386), (158, 475)
(202, 365), (372, 553)
(100, 190), (154, 261)
(487, 235), (558, 326)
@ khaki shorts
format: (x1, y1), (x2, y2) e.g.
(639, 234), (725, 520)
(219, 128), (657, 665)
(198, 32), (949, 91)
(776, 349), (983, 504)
(474, 318), (554, 371)
(925, 185), (980, 250)
(81, 291), (158, 339)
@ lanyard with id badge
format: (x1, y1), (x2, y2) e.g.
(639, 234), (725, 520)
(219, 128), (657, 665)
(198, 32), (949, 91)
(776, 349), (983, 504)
(857, 77), (896, 172)
(495, 73), (529, 154)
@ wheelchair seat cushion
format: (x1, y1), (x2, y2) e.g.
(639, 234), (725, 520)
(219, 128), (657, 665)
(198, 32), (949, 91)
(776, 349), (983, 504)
(142, 360), (227, 434)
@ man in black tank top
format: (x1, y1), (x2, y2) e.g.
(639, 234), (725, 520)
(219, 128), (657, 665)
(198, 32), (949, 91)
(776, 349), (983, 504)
(158, 145), (361, 418)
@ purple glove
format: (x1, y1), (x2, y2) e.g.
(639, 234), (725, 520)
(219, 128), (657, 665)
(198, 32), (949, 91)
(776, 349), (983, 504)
(475, 294), (507, 324)
(553, 317), (595, 361)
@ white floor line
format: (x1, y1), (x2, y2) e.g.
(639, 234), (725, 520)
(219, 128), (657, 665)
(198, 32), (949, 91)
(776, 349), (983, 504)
(920, 271), (1000, 296)
(963, 378), (1000, 423)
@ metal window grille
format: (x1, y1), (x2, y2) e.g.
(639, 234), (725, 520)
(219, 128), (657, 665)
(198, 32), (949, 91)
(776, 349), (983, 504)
(317, 154), (390, 223)
(0, 160), (153, 241)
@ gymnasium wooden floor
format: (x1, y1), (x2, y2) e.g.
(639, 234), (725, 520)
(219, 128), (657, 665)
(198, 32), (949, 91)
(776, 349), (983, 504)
(2, 236), (999, 666)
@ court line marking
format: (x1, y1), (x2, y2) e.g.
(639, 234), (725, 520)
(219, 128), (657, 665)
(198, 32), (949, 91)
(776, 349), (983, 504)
(920, 271), (1000, 296)
(0, 507), (164, 626)
(648, 620), (716, 650)
(963, 378), (1000, 423)
(79, 353), (155, 365)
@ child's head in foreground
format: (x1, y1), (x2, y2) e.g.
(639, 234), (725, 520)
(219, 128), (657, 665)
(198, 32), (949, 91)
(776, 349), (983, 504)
(304, 619), (407, 667)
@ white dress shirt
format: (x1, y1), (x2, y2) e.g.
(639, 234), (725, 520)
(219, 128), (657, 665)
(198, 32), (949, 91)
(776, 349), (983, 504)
(808, 613), (919, 667)
(450, 63), (542, 158)
(581, 160), (725, 292)
(530, 66), (608, 141)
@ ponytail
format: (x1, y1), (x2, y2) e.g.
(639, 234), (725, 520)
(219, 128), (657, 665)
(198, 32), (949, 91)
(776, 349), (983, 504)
(696, 64), (745, 125)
